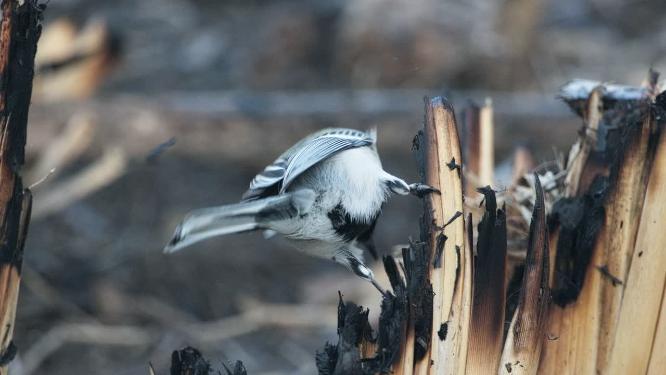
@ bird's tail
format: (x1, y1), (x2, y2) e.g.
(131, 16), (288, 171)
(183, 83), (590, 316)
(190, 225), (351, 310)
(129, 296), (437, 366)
(164, 189), (316, 253)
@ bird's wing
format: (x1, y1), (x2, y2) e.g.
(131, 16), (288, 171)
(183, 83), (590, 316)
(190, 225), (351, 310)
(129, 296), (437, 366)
(241, 128), (375, 201)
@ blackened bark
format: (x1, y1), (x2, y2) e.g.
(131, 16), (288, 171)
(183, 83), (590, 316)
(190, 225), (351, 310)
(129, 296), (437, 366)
(0, 1), (42, 371)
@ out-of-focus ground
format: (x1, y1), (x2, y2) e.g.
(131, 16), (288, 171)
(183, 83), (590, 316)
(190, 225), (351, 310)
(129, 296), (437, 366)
(13, 0), (666, 374)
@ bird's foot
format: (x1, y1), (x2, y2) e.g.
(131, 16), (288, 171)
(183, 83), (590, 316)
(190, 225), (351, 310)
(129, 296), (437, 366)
(347, 255), (389, 297)
(408, 183), (440, 197)
(371, 278), (388, 297)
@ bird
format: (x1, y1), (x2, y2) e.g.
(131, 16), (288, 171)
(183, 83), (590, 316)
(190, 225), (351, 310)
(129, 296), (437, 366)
(164, 128), (437, 294)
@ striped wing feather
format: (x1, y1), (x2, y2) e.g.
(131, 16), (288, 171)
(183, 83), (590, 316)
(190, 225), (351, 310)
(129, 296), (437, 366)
(241, 128), (375, 201)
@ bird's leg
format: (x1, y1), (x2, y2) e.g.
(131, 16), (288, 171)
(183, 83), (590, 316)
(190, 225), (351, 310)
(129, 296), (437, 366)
(345, 254), (388, 297)
(383, 172), (439, 197)
(371, 278), (388, 297)
(408, 183), (440, 197)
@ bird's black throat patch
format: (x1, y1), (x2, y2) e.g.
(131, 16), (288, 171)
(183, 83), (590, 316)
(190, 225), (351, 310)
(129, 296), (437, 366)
(327, 203), (379, 242)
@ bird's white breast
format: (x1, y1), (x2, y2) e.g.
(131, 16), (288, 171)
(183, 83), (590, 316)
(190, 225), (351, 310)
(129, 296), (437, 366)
(276, 146), (389, 242)
(328, 147), (387, 222)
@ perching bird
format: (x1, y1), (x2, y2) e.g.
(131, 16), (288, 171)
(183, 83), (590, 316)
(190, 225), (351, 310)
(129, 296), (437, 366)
(164, 128), (437, 294)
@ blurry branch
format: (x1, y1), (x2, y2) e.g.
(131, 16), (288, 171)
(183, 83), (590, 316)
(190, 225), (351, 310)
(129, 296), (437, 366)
(33, 18), (121, 102)
(19, 292), (336, 375)
(31, 146), (127, 219)
(24, 108), (130, 219)
(112, 291), (338, 342)
(21, 323), (153, 375)
(158, 89), (574, 119)
(0, 1), (42, 374)
(21, 265), (91, 318)
(26, 111), (95, 184)
(178, 300), (337, 343)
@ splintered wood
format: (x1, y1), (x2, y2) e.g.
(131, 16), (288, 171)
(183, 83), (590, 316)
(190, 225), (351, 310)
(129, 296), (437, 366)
(316, 76), (665, 375)
(421, 97), (471, 375)
(467, 189), (507, 374)
(540, 77), (664, 375)
(500, 177), (549, 375)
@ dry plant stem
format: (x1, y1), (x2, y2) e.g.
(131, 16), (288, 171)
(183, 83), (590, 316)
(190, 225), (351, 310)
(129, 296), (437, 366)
(596, 103), (655, 371)
(479, 99), (494, 187)
(0, 1), (41, 373)
(462, 99), (493, 195)
(538, 88), (604, 374)
(420, 97), (470, 375)
(511, 146), (534, 185)
(499, 175), (549, 375)
(606, 124), (666, 375)
(463, 104), (480, 197)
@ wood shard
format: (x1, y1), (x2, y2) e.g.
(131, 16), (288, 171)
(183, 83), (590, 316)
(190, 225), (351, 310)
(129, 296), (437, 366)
(420, 96), (471, 375)
(499, 175), (549, 375)
(467, 187), (507, 374)
(606, 118), (666, 375)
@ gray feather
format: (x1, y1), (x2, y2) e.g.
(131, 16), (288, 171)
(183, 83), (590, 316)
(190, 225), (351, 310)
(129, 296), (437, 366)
(241, 128), (374, 201)
(165, 190), (316, 253)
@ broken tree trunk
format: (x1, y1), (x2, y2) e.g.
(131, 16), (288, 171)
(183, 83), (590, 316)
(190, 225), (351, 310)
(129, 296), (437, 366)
(313, 75), (664, 375)
(313, 96), (549, 375)
(0, 1), (41, 373)
(539, 76), (664, 374)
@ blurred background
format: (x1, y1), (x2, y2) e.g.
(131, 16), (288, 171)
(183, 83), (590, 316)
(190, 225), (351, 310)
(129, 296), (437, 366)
(14, 0), (666, 374)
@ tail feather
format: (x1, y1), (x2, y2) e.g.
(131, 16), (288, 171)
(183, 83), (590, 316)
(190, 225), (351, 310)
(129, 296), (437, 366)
(164, 190), (315, 253)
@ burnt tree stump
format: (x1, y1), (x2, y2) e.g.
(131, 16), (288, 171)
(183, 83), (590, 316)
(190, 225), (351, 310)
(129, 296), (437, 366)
(0, 1), (42, 373)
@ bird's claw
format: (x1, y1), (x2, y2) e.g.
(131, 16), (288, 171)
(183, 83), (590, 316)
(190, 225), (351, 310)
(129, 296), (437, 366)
(371, 279), (388, 297)
(408, 183), (440, 197)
